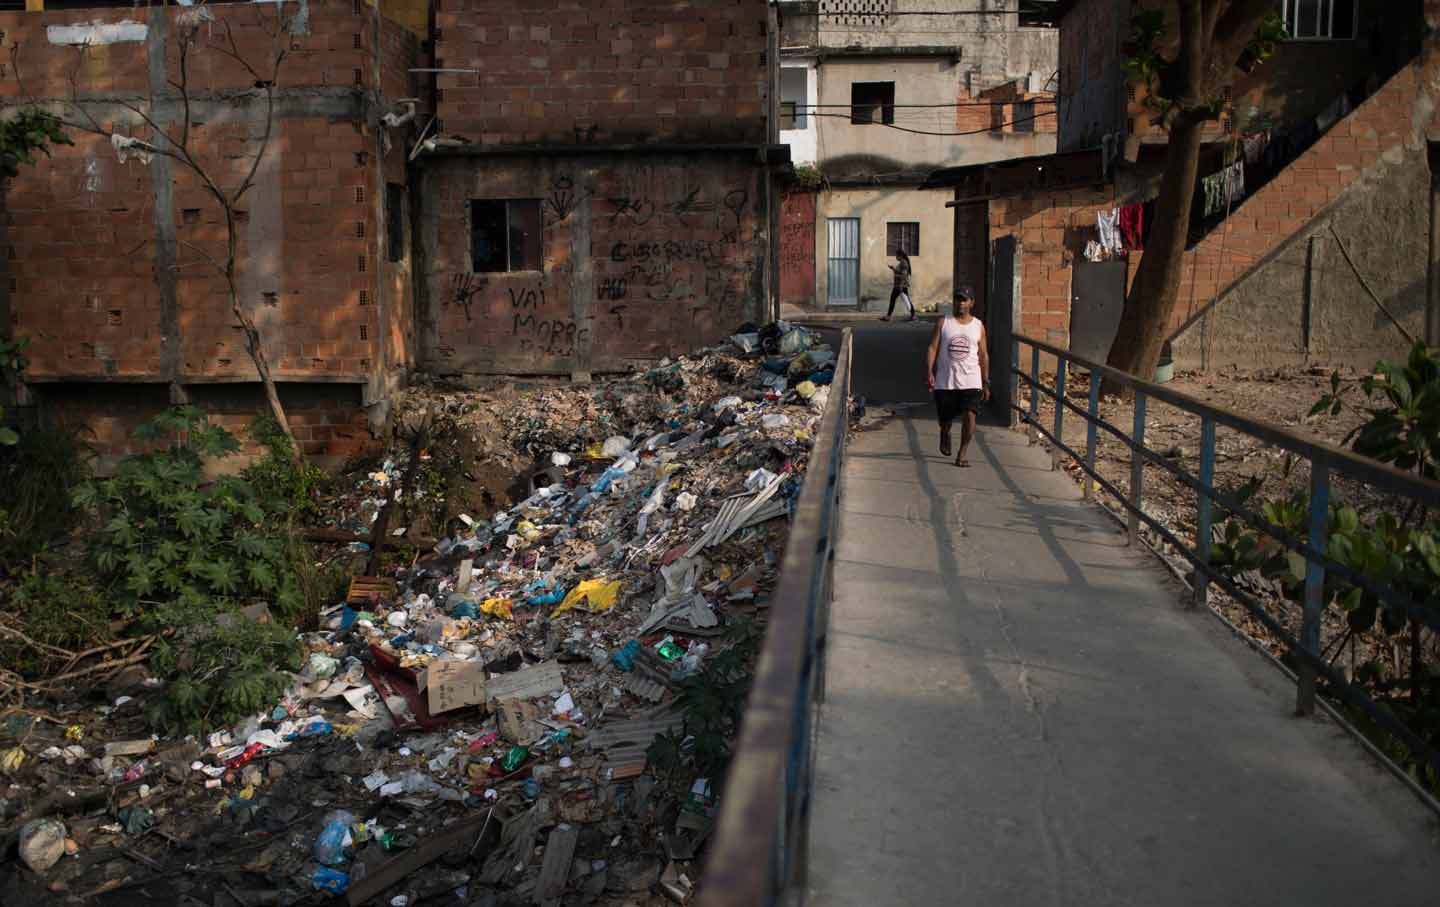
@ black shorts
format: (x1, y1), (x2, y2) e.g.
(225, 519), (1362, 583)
(935, 388), (982, 423)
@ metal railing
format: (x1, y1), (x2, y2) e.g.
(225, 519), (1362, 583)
(698, 328), (853, 907)
(1011, 332), (1440, 784)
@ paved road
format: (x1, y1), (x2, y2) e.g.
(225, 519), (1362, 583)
(805, 320), (937, 406)
(806, 412), (1440, 905)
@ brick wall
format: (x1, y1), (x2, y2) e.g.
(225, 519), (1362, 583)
(0, 1), (418, 457)
(989, 44), (1428, 361)
(779, 190), (815, 307)
(433, 0), (769, 146)
(419, 151), (767, 375)
(988, 186), (1119, 348)
(954, 85), (1058, 136)
(34, 382), (373, 468)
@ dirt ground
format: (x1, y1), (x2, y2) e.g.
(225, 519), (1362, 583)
(1023, 366), (1434, 683)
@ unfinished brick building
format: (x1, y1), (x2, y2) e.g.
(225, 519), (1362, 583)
(0, 2), (421, 463)
(1, 0), (782, 460)
(418, 0), (780, 378)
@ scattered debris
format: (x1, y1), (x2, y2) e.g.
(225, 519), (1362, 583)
(0, 323), (839, 905)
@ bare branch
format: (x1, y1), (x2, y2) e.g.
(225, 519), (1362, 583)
(177, 238), (228, 280)
(177, 32), (193, 152)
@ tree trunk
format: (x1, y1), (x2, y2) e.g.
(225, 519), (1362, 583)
(231, 293), (302, 465)
(1105, 115), (1206, 388)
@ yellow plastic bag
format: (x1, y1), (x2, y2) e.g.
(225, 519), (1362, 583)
(550, 578), (623, 618)
(0, 747), (25, 774)
(482, 597), (514, 620)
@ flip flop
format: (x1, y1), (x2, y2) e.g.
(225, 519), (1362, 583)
(956, 456), (971, 468)
(940, 435), (952, 457)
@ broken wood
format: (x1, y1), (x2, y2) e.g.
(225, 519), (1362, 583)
(344, 811), (498, 906)
(535, 824), (579, 905)
(304, 528), (439, 550)
(365, 428), (426, 577)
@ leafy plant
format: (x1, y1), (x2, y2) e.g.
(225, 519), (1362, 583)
(1313, 342), (1440, 483)
(647, 619), (764, 793)
(790, 164), (823, 191)
(1241, 13), (1288, 68)
(1211, 344), (1440, 788)
(243, 412), (329, 521)
(1, 569), (112, 678)
(0, 335), (33, 446)
(71, 407), (305, 731)
(0, 108), (71, 180)
(0, 421), (92, 565)
(144, 598), (300, 735)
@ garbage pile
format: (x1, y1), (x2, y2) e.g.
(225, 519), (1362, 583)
(0, 322), (840, 906)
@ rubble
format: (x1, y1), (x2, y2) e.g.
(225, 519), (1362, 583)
(0, 323), (838, 905)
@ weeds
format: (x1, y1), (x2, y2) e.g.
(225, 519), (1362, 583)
(0, 421), (92, 565)
(71, 407), (306, 731)
(1, 569), (112, 678)
(244, 412), (329, 522)
(647, 619), (764, 794)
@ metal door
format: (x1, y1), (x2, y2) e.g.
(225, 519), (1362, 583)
(826, 217), (860, 307)
(987, 234), (1018, 425)
(1069, 260), (1129, 363)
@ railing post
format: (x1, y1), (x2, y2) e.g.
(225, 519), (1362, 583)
(1085, 369), (1100, 501)
(1052, 357), (1067, 456)
(1028, 346), (1040, 444)
(1296, 462), (1330, 716)
(1191, 416), (1216, 609)
(1128, 391), (1146, 546)
(1011, 339), (1020, 428)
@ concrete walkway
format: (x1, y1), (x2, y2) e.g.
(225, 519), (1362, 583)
(807, 413), (1440, 906)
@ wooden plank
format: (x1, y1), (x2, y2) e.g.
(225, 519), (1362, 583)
(347, 576), (397, 605)
(344, 812), (495, 906)
(486, 661), (564, 701)
(535, 825), (580, 905)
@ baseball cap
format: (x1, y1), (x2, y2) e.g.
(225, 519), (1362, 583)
(954, 285), (975, 300)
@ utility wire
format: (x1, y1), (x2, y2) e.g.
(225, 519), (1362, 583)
(801, 108), (1055, 135)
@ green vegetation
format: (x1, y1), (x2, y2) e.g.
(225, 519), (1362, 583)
(67, 407), (316, 732)
(647, 619), (763, 794)
(1210, 342), (1440, 788)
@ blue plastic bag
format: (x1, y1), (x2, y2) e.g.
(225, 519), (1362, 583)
(313, 810), (355, 866)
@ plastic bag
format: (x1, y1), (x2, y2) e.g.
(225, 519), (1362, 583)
(777, 328), (812, 354)
(314, 810), (356, 866)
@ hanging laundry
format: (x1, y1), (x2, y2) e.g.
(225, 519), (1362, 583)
(1119, 203), (1144, 251)
(1315, 94), (1347, 133)
(1201, 170), (1227, 218)
(1224, 159), (1245, 205)
(1096, 207), (1121, 256)
(1242, 132), (1269, 167)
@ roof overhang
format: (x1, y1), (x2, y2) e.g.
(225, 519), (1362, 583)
(923, 147), (1108, 204)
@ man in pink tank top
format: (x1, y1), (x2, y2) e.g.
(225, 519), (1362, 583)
(925, 286), (989, 466)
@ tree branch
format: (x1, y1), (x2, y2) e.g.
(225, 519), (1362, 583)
(1203, 0), (1276, 97)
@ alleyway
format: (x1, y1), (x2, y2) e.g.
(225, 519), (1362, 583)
(806, 405), (1440, 904)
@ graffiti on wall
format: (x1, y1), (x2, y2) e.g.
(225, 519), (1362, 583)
(505, 279), (590, 356)
(542, 175), (579, 225)
(445, 273), (488, 322)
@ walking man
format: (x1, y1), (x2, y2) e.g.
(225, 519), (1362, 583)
(926, 286), (989, 466)
(881, 249), (915, 321)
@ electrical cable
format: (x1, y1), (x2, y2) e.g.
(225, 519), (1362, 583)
(801, 108), (1056, 136)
